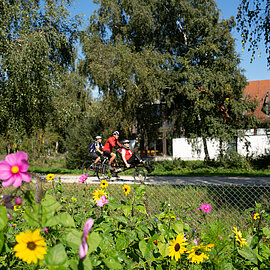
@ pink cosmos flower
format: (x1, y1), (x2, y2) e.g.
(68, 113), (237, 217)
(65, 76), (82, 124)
(193, 238), (200, 245)
(198, 203), (212, 213)
(79, 173), (88, 183)
(14, 197), (23, 205)
(43, 227), (49, 233)
(96, 195), (109, 207)
(79, 218), (94, 259)
(218, 235), (223, 240)
(0, 152), (31, 188)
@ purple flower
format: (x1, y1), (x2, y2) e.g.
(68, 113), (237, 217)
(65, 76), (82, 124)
(79, 173), (88, 183)
(43, 227), (49, 233)
(14, 197), (22, 205)
(96, 195), (109, 207)
(0, 152), (31, 187)
(79, 218), (94, 259)
(198, 203), (212, 214)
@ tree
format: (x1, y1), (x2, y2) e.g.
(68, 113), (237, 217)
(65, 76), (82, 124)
(237, 0), (270, 66)
(81, 0), (257, 158)
(0, 0), (80, 146)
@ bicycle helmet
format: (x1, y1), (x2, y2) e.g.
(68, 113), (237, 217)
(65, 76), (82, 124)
(112, 131), (119, 136)
(122, 140), (130, 144)
(96, 136), (102, 139)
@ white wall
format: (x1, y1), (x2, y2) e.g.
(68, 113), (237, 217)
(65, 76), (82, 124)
(173, 129), (270, 160)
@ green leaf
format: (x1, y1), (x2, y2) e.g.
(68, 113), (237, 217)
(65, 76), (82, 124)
(23, 204), (40, 227)
(59, 213), (75, 228)
(41, 194), (61, 215)
(103, 256), (123, 269)
(64, 229), (81, 250)
(115, 234), (129, 251)
(134, 204), (146, 214)
(45, 216), (60, 227)
(262, 227), (270, 238)
(113, 216), (129, 224)
(0, 231), (4, 253)
(139, 240), (147, 258)
(0, 206), (8, 230)
(122, 205), (132, 217)
(87, 231), (101, 254)
(139, 239), (153, 260)
(237, 246), (258, 264)
(45, 243), (68, 266)
(173, 221), (184, 234)
(157, 242), (169, 257)
(83, 257), (93, 270)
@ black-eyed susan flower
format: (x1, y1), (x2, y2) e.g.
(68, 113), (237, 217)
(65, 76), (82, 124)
(100, 180), (108, 189)
(14, 205), (21, 211)
(168, 233), (188, 261)
(187, 243), (214, 264)
(232, 227), (248, 247)
(253, 213), (260, 220)
(122, 184), (130, 196)
(13, 229), (47, 264)
(46, 174), (54, 181)
(92, 189), (107, 202)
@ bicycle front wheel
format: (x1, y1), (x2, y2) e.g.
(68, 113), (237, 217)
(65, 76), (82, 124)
(81, 161), (96, 177)
(133, 168), (146, 183)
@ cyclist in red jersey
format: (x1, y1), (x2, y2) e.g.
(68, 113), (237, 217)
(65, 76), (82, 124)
(103, 131), (123, 171)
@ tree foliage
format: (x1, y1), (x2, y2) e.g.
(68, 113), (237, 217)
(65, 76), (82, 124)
(237, 0), (270, 66)
(0, 0), (80, 139)
(81, 0), (258, 158)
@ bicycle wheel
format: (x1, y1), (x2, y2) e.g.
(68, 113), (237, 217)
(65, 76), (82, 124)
(133, 168), (146, 183)
(97, 164), (112, 181)
(81, 161), (96, 177)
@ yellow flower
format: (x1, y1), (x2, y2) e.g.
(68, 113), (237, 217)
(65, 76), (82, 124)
(171, 215), (176, 220)
(225, 97), (230, 101)
(46, 174), (55, 181)
(71, 196), (77, 202)
(92, 189), (107, 202)
(232, 227), (248, 247)
(187, 243), (213, 264)
(100, 180), (108, 189)
(253, 213), (260, 220)
(168, 233), (188, 261)
(14, 205), (21, 211)
(122, 184), (131, 196)
(14, 229), (47, 264)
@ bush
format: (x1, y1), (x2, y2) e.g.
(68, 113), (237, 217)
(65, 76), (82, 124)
(218, 150), (251, 169)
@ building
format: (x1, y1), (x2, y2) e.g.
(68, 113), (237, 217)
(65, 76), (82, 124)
(172, 80), (270, 160)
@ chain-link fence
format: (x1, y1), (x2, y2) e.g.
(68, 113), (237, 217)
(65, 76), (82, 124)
(1, 175), (270, 230)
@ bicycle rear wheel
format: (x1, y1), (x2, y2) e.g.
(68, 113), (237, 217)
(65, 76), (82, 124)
(97, 164), (112, 181)
(81, 161), (96, 177)
(133, 168), (146, 183)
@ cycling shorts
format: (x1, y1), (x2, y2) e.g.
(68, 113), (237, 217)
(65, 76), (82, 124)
(103, 151), (112, 158)
(89, 152), (99, 159)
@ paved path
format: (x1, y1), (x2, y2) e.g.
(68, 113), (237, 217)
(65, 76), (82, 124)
(55, 175), (270, 186)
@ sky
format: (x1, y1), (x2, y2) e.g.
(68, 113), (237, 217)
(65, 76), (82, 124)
(69, 0), (270, 82)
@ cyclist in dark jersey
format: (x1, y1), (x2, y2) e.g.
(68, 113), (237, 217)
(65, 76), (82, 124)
(103, 131), (123, 171)
(88, 136), (104, 164)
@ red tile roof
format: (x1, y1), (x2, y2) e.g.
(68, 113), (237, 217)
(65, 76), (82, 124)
(244, 79), (270, 122)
